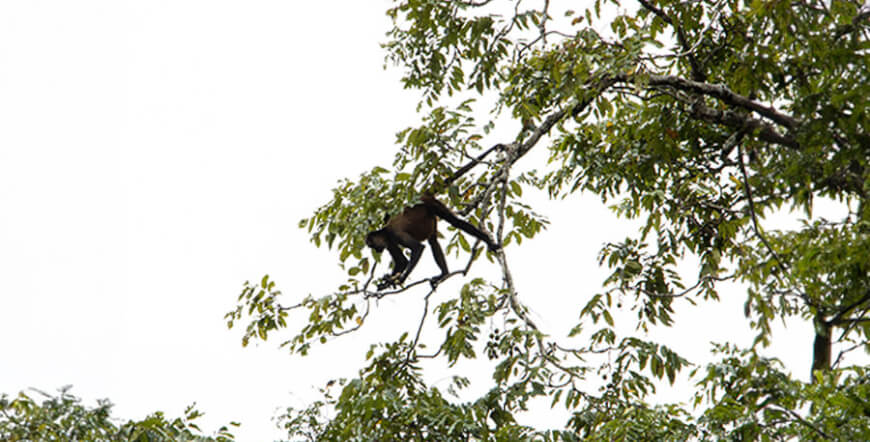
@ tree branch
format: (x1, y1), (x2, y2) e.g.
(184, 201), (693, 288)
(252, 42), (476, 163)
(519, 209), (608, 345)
(508, 69), (802, 170)
(770, 405), (832, 440)
(736, 134), (797, 290)
(512, 77), (616, 164)
(687, 99), (799, 149)
(456, 0), (495, 6)
(829, 290), (870, 326)
(403, 289), (435, 367)
(833, 4), (870, 40)
(634, 273), (735, 299)
(637, 0), (706, 81)
(491, 146), (586, 382)
(831, 317), (870, 325)
(333, 300), (371, 337)
(635, 74), (801, 130)
(832, 339), (870, 368)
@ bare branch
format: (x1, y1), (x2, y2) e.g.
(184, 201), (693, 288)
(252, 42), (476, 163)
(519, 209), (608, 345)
(492, 146), (586, 382)
(403, 289), (436, 367)
(636, 273), (735, 299)
(539, 0), (550, 45)
(833, 339), (870, 368)
(734, 135), (820, 312)
(736, 135), (790, 277)
(455, 0), (495, 6)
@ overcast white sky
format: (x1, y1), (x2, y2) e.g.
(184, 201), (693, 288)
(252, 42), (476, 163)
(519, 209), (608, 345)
(0, 1), (835, 440)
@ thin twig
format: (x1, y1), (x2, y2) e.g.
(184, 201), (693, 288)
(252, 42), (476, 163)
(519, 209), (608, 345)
(736, 137), (789, 278)
(770, 405), (831, 440)
(333, 300), (371, 337)
(403, 290), (436, 367)
(539, 0), (550, 45)
(637, 0), (722, 81)
(636, 273), (736, 299)
(832, 339), (870, 368)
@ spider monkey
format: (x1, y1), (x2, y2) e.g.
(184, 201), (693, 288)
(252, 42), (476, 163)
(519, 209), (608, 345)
(366, 145), (503, 289)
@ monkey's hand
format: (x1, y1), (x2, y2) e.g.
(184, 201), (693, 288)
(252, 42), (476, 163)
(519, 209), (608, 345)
(487, 239), (501, 252)
(376, 273), (402, 290)
(376, 279), (393, 290)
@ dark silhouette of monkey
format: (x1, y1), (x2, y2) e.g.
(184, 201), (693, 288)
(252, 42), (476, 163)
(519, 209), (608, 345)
(366, 195), (500, 289)
(366, 145), (503, 289)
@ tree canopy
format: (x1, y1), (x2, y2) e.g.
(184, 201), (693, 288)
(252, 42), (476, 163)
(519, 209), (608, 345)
(227, 0), (870, 440)
(0, 387), (236, 441)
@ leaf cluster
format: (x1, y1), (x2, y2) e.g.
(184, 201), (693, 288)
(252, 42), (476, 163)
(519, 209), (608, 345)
(0, 387), (236, 441)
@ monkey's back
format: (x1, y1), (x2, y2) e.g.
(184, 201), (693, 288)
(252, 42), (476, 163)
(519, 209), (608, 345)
(386, 204), (437, 242)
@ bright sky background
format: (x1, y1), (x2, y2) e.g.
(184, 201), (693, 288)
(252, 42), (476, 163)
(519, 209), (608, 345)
(0, 1), (837, 440)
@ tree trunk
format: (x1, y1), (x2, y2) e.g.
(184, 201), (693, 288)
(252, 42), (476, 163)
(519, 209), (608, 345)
(811, 316), (831, 381)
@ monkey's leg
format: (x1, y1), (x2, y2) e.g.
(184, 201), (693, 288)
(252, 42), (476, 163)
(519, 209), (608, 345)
(424, 198), (500, 251)
(428, 236), (449, 286)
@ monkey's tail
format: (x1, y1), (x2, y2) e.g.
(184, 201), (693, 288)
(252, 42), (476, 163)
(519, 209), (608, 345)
(421, 195), (499, 250)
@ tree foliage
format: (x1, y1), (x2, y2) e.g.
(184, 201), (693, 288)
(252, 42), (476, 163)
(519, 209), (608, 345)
(0, 387), (236, 441)
(228, 0), (870, 439)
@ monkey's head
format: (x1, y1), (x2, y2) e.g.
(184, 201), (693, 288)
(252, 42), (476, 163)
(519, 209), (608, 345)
(365, 230), (387, 252)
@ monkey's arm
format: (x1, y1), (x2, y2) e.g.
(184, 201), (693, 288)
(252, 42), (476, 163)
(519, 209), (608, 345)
(376, 242), (408, 290)
(386, 242), (408, 277)
(397, 236), (425, 284)
(377, 235), (425, 290)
